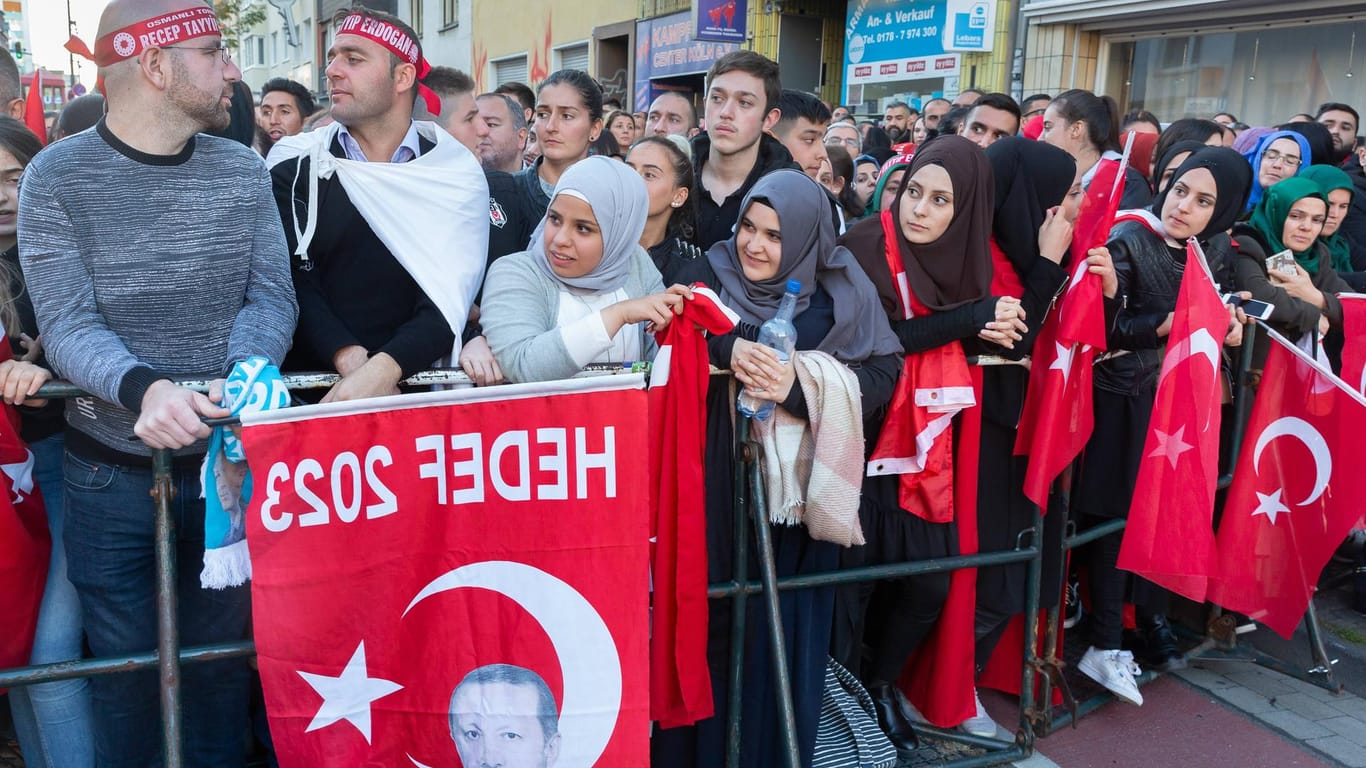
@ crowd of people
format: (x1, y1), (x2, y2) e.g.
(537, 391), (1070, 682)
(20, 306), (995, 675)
(2, 0), (1365, 766)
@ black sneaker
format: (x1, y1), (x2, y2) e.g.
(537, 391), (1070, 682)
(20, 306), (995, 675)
(1063, 579), (1083, 630)
(1141, 614), (1186, 672)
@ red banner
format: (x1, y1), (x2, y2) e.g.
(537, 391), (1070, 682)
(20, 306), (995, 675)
(1341, 293), (1366, 394)
(0, 336), (48, 680)
(244, 377), (650, 767)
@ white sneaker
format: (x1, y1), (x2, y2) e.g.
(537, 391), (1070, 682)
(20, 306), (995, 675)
(958, 687), (1001, 738)
(1078, 646), (1145, 706)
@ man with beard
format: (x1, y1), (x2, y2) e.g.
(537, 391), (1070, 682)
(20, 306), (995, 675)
(269, 7), (489, 400)
(257, 77), (314, 156)
(1316, 102), (1359, 165)
(17, 0), (297, 762)
(476, 92), (528, 173)
(881, 100), (914, 143)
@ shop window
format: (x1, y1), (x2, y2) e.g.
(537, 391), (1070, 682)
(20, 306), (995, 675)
(1113, 20), (1366, 128)
(443, 0), (458, 29)
(410, 0), (423, 36)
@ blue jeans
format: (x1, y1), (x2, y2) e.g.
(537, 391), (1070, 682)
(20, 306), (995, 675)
(63, 450), (250, 768)
(8, 433), (95, 768)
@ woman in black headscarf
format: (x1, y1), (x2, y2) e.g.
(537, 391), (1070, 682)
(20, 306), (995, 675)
(1151, 139), (1209, 197)
(1279, 121), (1337, 167)
(652, 169), (902, 768)
(965, 137), (1079, 734)
(838, 135), (1025, 746)
(1074, 147), (1250, 703)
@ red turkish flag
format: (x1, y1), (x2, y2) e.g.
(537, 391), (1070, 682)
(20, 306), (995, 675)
(1118, 240), (1228, 601)
(1012, 156), (1127, 506)
(1208, 332), (1366, 638)
(23, 69), (47, 147)
(647, 286), (736, 727)
(0, 334), (49, 680)
(1057, 155), (1124, 352)
(1340, 293), (1366, 395)
(244, 378), (650, 767)
(1013, 297), (1098, 508)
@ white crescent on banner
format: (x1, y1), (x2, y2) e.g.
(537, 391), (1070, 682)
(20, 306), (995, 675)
(1253, 416), (1332, 506)
(403, 560), (622, 768)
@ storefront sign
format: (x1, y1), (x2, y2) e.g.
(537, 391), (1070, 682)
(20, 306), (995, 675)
(635, 11), (740, 110)
(692, 0), (747, 44)
(943, 0), (995, 52)
(844, 0), (971, 90)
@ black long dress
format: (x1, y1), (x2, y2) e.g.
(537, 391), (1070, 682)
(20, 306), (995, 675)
(651, 284), (900, 768)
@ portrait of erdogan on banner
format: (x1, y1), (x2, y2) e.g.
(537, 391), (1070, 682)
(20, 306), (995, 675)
(450, 664), (562, 768)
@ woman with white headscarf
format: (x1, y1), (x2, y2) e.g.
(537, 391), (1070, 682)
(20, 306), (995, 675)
(482, 156), (687, 383)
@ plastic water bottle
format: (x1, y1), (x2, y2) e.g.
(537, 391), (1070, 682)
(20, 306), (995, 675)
(737, 280), (801, 421)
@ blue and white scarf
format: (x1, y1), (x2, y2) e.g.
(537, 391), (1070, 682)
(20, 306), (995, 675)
(200, 357), (290, 589)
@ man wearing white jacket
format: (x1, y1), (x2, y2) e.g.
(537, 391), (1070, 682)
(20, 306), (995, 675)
(268, 6), (488, 401)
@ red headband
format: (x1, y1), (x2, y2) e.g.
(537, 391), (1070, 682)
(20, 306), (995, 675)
(93, 6), (221, 67)
(336, 13), (441, 116)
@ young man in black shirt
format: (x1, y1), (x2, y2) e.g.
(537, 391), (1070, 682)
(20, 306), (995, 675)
(690, 51), (796, 250)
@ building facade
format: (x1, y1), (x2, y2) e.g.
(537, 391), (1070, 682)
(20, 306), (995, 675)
(397, 0), (475, 73)
(238, 0), (321, 95)
(1020, 0), (1366, 125)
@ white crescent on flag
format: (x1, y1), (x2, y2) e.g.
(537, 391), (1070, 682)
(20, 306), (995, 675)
(1253, 416), (1332, 507)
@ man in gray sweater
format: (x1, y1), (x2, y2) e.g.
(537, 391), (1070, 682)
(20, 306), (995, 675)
(17, 0), (297, 763)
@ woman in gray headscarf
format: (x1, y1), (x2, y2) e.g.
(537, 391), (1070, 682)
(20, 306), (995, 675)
(482, 156), (688, 383)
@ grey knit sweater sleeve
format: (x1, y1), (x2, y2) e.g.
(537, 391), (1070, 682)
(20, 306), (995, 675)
(18, 127), (298, 456)
(482, 248), (664, 383)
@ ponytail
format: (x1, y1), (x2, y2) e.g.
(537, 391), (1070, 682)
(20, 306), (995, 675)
(1053, 89), (1121, 153)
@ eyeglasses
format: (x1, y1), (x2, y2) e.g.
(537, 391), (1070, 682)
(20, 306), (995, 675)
(162, 44), (232, 64)
(1261, 148), (1301, 168)
(827, 136), (860, 149)
(1023, 108), (1047, 118)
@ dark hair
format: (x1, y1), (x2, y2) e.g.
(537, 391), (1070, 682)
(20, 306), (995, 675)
(333, 6), (423, 106)
(630, 136), (696, 240)
(1289, 113), (1316, 122)
(958, 88), (986, 100)
(1276, 121), (1335, 165)
(1150, 118), (1221, 179)
(825, 143), (862, 219)
(1050, 89), (1121, 152)
(1122, 109), (1161, 132)
(56, 93), (105, 139)
(1023, 93), (1052, 105)
(495, 81), (536, 114)
(922, 97), (951, 112)
(209, 80), (257, 147)
(969, 92), (1022, 128)
(478, 92), (527, 131)
(0, 48), (18, 105)
(861, 124), (895, 163)
(0, 117), (44, 334)
(603, 96), (624, 111)
(589, 131), (622, 159)
(1212, 111), (1238, 123)
(885, 100), (914, 115)
(774, 89), (831, 136)
(450, 664), (558, 741)
(937, 105), (971, 137)
(538, 69), (604, 122)
(1316, 101), (1360, 127)
(0, 116), (42, 169)
(706, 50), (782, 114)
(261, 77), (316, 117)
(423, 66), (475, 100)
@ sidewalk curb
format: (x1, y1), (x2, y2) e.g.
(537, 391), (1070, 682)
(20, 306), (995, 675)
(1174, 660), (1366, 767)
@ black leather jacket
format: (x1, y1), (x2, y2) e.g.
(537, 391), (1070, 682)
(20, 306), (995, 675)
(1096, 220), (1234, 396)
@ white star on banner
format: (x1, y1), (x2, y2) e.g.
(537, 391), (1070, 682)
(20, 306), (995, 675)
(298, 641), (403, 743)
(1148, 425), (1194, 469)
(1251, 488), (1292, 526)
(1050, 342), (1074, 384)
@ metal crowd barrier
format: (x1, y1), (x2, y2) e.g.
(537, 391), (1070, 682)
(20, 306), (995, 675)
(0, 353), (1219, 768)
